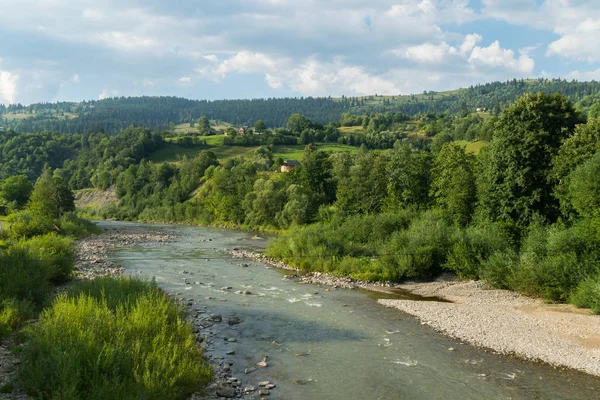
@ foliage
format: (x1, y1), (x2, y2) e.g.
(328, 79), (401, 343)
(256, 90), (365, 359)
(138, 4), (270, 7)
(0, 248), (51, 308)
(20, 281), (210, 400)
(0, 175), (33, 211)
(0, 298), (35, 340)
(13, 233), (74, 284)
(5, 79), (600, 134)
(570, 275), (600, 314)
(479, 93), (579, 228)
(430, 143), (476, 226)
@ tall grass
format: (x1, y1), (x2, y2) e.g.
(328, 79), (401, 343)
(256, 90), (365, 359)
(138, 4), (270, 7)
(20, 277), (211, 400)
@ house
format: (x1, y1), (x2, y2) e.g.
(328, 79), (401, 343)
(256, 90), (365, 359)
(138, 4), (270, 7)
(239, 126), (249, 135)
(476, 107), (487, 113)
(280, 160), (301, 173)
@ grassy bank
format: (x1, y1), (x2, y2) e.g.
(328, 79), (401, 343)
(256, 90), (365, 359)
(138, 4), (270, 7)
(20, 278), (210, 400)
(0, 182), (212, 398)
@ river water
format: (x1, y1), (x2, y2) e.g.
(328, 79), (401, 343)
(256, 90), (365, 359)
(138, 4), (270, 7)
(103, 222), (600, 400)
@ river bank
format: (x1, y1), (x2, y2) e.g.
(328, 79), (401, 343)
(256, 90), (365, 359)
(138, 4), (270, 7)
(72, 227), (256, 399)
(232, 249), (600, 377)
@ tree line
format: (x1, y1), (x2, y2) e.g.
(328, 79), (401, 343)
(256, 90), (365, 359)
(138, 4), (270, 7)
(3, 79), (600, 134)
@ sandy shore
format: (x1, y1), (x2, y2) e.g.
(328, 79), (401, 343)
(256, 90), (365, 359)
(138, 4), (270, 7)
(379, 280), (600, 376)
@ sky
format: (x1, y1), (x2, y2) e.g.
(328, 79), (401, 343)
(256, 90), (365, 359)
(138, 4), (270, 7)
(1, 0), (600, 105)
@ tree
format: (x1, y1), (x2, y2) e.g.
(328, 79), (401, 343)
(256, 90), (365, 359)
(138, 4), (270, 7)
(430, 143), (476, 226)
(552, 118), (600, 217)
(567, 152), (600, 218)
(254, 120), (266, 132)
(28, 167), (75, 219)
(0, 175), (33, 211)
(286, 114), (310, 135)
(197, 116), (211, 135)
(479, 93), (579, 227)
(385, 145), (431, 210)
(278, 185), (310, 227)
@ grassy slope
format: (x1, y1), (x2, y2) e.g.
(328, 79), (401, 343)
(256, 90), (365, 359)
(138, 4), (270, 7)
(150, 136), (360, 164)
(456, 140), (489, 155)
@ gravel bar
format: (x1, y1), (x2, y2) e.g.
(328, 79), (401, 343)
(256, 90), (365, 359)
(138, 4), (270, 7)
(379, 280), (600, 376)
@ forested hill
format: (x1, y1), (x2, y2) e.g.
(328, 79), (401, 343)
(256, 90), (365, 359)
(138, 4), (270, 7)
(2, 78), (600, 134)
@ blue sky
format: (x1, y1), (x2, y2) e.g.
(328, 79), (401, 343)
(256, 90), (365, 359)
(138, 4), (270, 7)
(0, 0), (599, 104)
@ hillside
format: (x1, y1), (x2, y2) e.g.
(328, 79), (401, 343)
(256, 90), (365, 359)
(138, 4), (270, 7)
(2, 79), (600, 135)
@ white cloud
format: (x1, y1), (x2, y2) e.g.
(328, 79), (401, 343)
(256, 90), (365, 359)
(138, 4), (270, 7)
(482, 0), (600, 63)
(71, 74), (80, 84)
(98, 88), (118, 100)
(547, 18), (600, 62)
(199, 53), (400, 96)
(198, 52), (283, 81)
(469, 41), (535, 74)
(203, 55), (218, 63)
(567, 68), (600, 81)
(96, 32), (157, 51)
(459, 33), (482, 56)
(179, 77), (191, 83)
(404, 42), (454, 63)
(82, 8), (104, 21)
(0, 70), (19, 104)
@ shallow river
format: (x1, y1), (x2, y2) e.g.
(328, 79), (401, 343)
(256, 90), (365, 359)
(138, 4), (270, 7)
(103, 222), (600, 400)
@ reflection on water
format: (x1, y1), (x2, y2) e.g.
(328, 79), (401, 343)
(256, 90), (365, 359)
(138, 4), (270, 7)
(103, 222), (600, 400)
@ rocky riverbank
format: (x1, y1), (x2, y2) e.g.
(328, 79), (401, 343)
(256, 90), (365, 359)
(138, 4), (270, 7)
(231, 249), (395, 291)
(232, 249), (600, 377)
(73, 228), (264, 399)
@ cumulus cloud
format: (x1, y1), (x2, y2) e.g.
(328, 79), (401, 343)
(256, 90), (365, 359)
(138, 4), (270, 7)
(547, 18), (600, 62)
(98, 88), (119, 100)
(198, 52), (399, 96)
(567, 68), (600, 81)
(482, 0), (600, 64)
(1, 0), (599, 103)
(469, 41), (535, 74)
(404, 42), (454, 63)
(0, 70), (19, 104)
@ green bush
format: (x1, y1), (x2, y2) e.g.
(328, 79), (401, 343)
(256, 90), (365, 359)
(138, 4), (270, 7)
(0, 249), (51, 307)
(0, 298), (35, 340)
(266, 212), (416, 279)
(570, 276), (600, 314)
(510, 221), (600, 302)
(6, 210), (54, 239)
(21, 283), (211, 400)
(59, 212), (101, 238)
(479, 250), (519, 289)
(380, 211), (452, 281)
(14, 233), (74, 284)
(446, 223), (511, 279)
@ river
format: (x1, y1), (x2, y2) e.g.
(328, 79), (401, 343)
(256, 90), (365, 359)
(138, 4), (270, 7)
(103, 222), (600, 400)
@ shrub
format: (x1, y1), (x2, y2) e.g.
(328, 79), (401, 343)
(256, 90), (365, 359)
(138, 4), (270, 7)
(0, 249), (50, 307)
(59, 212), (101, 238)
(510, 221), (600, 302)
(6, 210), (54, 239)
(446, 223), (511, 279)
(570, 276), (600, 314)
(0, 298), (35, 340)
(380, 211), (452, 281)
(479, 249), (519, 289)
(14, 233), (74, 284)
(21, 282), (211, 400)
